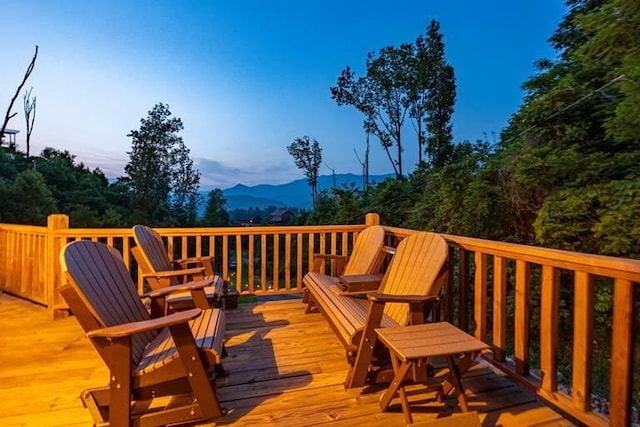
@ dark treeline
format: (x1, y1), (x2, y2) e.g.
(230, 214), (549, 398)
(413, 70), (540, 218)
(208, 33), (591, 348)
(0, 103), (226, 228)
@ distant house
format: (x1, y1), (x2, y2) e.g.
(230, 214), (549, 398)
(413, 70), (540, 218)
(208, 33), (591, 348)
(236, 214), (262, 227)
(0, 128), (19, 149)
(269, 208), (293, 225)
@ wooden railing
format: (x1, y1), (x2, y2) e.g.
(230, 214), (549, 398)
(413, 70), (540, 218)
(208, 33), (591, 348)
(0, 223), (48, 305)
(2, 216), (638, 426)
(0, 214), (380, 318)
(425, 230), (638, 427)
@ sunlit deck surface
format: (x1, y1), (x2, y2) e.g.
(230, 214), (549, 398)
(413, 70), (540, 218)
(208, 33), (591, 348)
(0, 293), (575, 426)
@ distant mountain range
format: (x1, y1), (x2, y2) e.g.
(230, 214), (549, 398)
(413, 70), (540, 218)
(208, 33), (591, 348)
(202, 173), (393, 210)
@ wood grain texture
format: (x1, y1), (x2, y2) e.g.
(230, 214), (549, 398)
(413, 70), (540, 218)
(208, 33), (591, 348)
(0, 293), (573, 426)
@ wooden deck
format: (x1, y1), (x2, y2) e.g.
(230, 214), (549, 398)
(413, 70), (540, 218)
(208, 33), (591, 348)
(0, 293), (575, 426)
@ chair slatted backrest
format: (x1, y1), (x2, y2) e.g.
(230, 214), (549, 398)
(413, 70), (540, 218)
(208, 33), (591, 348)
(342, 225), (386, 276)
(61, 240), (156, 364)
(133, 225), (179, 286)
(378, 232), (448, 326)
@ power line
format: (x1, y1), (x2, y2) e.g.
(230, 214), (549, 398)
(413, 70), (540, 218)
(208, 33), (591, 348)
(501, 74), (627, 146)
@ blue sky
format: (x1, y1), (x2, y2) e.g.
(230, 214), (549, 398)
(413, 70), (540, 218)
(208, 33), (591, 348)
(1, 1), (566, 188)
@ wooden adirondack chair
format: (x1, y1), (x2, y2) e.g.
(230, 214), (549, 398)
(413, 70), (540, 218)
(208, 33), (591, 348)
(131, 224), (226, 310)
(59, 240), (226, 427)
(303, 225), (387, 311)
(303, 231), (449, 388)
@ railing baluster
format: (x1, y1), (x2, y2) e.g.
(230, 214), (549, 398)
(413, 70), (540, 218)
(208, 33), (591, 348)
(342, 231), (348, 259)
(458, 249), (469, 332)
(285, 234), (291, 290)
(330, 232), (337, 275)
(609, 278), (635, 427)
(296, 233), (303, 289)
(540, 265), (559, 393)
(222, 235), (229, 283)
(248, 234), (255, 290)
(444, 246), (454, 323)
(308, 232), (314, 273)
(572, 271), (593, 412)
(319, 233), (326, 272)
(208, 235), (214, 260)
(273, 233), (280, 291)
(236, 235), (243, 292)
(515, 260), (530, 375)
(474, 252), (487, 341)
(167, 236), (174, 260)
(493, 255), (507, 362)
(261, 234), (267, 289)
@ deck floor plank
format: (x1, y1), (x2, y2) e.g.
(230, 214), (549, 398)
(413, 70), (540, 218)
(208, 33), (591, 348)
(0, 293), (574, 426)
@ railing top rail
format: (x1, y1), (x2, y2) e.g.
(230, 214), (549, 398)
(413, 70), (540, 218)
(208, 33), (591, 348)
(382, 226), (640, 281)
(0, 223), (48, 233)
(50, 224), (368, 238)
(447, 233), (640, 282)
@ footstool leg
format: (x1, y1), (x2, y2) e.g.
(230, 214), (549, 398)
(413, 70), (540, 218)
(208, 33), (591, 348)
(445, 355), (469, 412)
(379, 356), (414, 424)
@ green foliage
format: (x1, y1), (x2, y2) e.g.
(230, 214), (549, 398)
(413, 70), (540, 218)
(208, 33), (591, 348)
(202, 188), (229, 226)
(287, 136), (322, 208)
(535, 176), (640, 257)
(331, 20), (456, 176)
(124, 103), (200, 225)
(304, 190), (339, 225)
(3, 169), (56, 224)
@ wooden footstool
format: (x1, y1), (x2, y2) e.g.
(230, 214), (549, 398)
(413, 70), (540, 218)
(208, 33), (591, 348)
(376, 322), (489, 424)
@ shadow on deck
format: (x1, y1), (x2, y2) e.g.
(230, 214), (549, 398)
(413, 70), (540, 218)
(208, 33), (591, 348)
(0, 293), (574, 426)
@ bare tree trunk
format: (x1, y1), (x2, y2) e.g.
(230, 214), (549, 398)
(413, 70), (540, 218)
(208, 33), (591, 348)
(23, 87), (36, 157)
(364, 132), (370, 190)
(1, 45), (38, 147)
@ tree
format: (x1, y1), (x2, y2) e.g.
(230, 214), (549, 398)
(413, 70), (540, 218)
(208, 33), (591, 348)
(23, 87), (36, 157)
(4, 169), (56, 224)
(202, 188), (229, 226)
(331, 44), (413, 178)
(170, 141), (201, 225)
(1, 45), (38, 148)
(421, 21), (456, 168)
(332, 22), (455, 175)
(124, 103), (200, 225)
(287, 136), (322, 207)
(574, 0), (640, 145)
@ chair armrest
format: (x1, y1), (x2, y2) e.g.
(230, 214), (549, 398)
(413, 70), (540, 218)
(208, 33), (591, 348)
(87, 308), (202, 338)
(173, 255), (214, 264)
(313, 253), (349, 261)
(338, 274), (383, 293)
(141, 279), (213, 298)
(368, 293), (439, 305)
(312, 253), (349, 275)
(143, 266), (206, 279)
(173, 255), (215, 276)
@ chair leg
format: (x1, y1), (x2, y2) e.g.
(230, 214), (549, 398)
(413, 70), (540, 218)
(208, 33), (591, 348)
(109, 338), (133, 426)
(170, 323), (223, 419)
(345, 301), (385, 388)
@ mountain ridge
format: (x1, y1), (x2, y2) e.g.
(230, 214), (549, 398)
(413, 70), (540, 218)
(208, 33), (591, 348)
(201, 173), (393, 210)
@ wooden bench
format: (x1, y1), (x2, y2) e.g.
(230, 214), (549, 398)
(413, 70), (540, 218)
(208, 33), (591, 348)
(303, 225), (387, 312)
(303, 231), (449, 389)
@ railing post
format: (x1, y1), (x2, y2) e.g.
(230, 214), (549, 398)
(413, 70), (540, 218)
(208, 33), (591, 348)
(365, 213), (380, 226)
(609, 278), (635, 427)
(45, 214), (69, 320)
